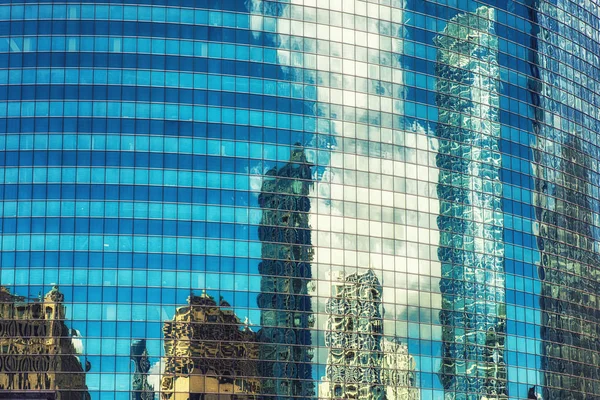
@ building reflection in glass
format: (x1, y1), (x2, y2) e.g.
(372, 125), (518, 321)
(535, 133), (600, 398)
(320, 270), (418, 400)
(0, 286), (90, 399)
(434, 6), (507, 399)
(256, 146), (315, 400)
(530, 1), (600, 398)
(131, 339), (155, 400)
(160, 291), (260, 400)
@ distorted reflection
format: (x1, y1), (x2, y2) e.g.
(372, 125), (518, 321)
(320, 270), (418, 400)
(535, 128), (600, 398)
(160, 291), (260, 400)
(531, 1), (600, 398)
(131, 339), (155, 400)
(256, 146), (315, 400)
(435, 7), (507, 399)
(0, 286), (90, 399)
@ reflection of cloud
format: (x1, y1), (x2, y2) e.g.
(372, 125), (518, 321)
(248, 163), (266, 192)
(147, 360), (164, 397)
(249, 0), (440, 345)
(309, 120), (442, 343)
(71, 329), (84, 354)
(248, 0), (406, 163)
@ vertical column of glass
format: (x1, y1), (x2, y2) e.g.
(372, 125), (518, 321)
(256, 148), (315, 400)
(533, 1), (600, 397)
(434, 7), (507, 399)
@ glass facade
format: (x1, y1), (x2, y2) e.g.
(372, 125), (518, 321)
(0, 0), (599, 399)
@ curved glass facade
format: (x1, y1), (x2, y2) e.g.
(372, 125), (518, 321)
(0, 0), (599, 399)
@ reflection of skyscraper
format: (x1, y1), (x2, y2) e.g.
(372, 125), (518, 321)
(160, 292), (260, 400)
(324, 270), (385, 400)
(0, 286), (90, 399)
(534, 128), (600, 398)
(322, 271), (419, 400)
(530, 1), (600, 398)
(257, 146), (314, 400)
(434, 7), (507, 399)
(131, 339), (155, 400)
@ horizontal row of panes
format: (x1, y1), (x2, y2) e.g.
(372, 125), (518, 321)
(0, 117), (548, 159)
(0, 263), (439, 285)
(0, 313), (573, 351)
(0, 294), (576, 333)
(0, 302), (556, 335)
(0, 128), (548, 174)
(1, 36), (276, 62)
(0, 134), (315, 159)
(0, 232), (538, 262)
(0, 200), (262, 220)
(0, 200), (435, 229)
(0, 4), (252, 29)
(0, 99), (424, 130)
(0, 233), (519, 261)
(0, 133), (399, 160)
(0, 3), (403, 35)
(0, 100), (319, 129)
(0, 68), (400, 103)
(0, 34), (403, 71)
(0, 140), (420, 171)
(0, 166), (259, 188)
(0, 69), (318, 100)
(0, 234), (259, 255)
(0, 219), (440, 248)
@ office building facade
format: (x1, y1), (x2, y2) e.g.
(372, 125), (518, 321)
(1, 0), (599, 399)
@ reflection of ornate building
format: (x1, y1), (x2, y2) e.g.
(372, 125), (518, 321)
(381, 339), (419, 400)
(324, 270), (385, 400)
(322, 271), (419, 400)
(257, 146), (315, 400)
(434, 7), (507, 399)
(160, 292), (260, 400)
(0, 286), (90, 400)
(131, 339), (155, 400)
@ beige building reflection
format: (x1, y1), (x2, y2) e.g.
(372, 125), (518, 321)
(0, 285), (90, 400)
(319, 271), (419, 400)
(161, 291), (260, 400)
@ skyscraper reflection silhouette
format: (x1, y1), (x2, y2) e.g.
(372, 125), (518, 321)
(257, 147), (315, 400)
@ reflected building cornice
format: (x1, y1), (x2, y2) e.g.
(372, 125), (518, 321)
(0, 286), (90, 400)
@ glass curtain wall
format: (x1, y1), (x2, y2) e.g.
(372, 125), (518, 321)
(1, 0), (600, 400)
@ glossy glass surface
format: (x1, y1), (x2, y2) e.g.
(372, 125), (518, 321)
(1, 0), (599, 399)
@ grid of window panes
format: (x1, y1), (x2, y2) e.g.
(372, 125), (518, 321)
(0, 0), (599, 399)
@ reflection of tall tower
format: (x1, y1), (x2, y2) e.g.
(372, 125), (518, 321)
(321, 271), (419, 400)
(535, 132), (600, 398)
(324, 270), (385, 400)
(257, 146), (315, 400)
(0, 286), (90, 400)
(131, 339), (155, 400)
(434, 7), (507, 399)
(530, 1), (600, 398)
(160, 292), (260, 400)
